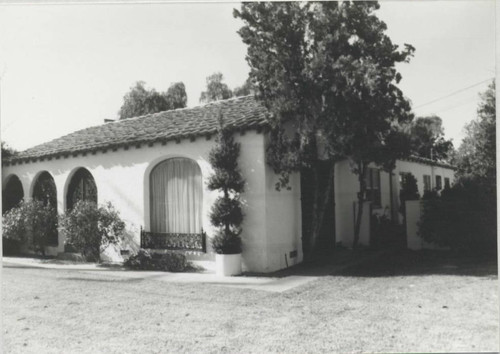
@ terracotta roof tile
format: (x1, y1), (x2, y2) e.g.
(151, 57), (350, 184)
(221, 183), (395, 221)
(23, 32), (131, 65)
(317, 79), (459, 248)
(7, 95), (268, 163)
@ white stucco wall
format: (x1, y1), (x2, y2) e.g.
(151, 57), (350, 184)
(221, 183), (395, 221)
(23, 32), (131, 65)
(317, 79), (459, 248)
(334, 158), (456, 247)
(263, 149), (303, 271)
(334, 160), (372, 247)
(394, 160), (456, 224)
(2, 130), (302, 273)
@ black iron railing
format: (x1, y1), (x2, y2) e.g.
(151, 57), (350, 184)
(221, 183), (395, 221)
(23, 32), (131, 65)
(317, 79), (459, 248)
(140, 227), (206, 252)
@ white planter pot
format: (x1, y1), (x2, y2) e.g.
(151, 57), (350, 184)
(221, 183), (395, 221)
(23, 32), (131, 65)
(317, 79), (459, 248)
(215, 253), (242, 276)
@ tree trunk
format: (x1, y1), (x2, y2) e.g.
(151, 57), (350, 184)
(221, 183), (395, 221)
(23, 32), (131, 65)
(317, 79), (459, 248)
(305, 161), (335, 261)
(353, 163), (367, 248)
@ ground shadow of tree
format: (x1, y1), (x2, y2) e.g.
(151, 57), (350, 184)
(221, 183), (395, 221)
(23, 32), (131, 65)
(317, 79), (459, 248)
(333, 249), (497, 278)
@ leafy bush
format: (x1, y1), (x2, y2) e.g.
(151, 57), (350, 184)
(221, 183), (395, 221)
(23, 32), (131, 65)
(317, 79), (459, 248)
(418, 177), (496, 252)
(2, 199), (57, 255)
(124, 249), (187, 272)
(60, 201), (125, 262)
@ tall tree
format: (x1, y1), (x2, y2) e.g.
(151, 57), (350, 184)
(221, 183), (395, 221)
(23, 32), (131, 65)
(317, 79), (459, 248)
(409, 115), (454, 161)
(235, 1), (414, 254)
(199, 72), (233, 103)
(165, 82), (188, 109)
(233, 77), (256, 97)
(119, 81), (187, 120)
(457, 81), (496, 184)
(1, 141), (17, 159)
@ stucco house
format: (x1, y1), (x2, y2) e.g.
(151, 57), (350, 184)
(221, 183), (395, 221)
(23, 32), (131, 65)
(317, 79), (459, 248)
(2, 95), (455, 273)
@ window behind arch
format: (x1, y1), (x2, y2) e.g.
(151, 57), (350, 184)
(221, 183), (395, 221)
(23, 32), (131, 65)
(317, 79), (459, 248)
(66, 168), (97, 210)
(33, 172), (57, 207)
(150, 158), (202, 234)
(2, 175), (24, 214)
(33, 172), (58, 245)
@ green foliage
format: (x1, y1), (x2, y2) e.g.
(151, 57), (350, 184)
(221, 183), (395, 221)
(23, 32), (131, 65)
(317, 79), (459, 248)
(199, 72), (233, 103)
(2, 199), (57, 255)
(124, 249), (188, 272)
(207, 114), (245, 254)
(1, 141), (17, 159)
(233, 78), (256, 97)
(418, 178), (496, 253)
(456, 81), (496, 184)
(235, 2), (414, 248)
(60, 201), (125, 262)
(119, 81), (187, 119)
(399, 172), (420, 215)
(209, 196), (243, 228)
(211, 229), (242, 255)
(409, 116), (454, 161)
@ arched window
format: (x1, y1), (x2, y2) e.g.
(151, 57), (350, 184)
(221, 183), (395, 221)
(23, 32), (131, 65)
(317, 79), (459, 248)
(33, 172), (57, 207)
(150, 158), (202, 234)
(66, 168), (97, 210)
(2, 175), (24, 214)
(33, 172), (58, 245)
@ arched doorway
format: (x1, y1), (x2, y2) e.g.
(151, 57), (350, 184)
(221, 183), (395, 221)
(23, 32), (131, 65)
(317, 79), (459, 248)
(66, 168), (97, 210)
(149, 158), (202, 234)
(3, 175), (24, 214)
(33, 171), (58, 245)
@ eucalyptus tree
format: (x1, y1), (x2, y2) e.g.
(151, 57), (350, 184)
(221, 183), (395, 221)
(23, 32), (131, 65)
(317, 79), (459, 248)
(119, 81), (187, 120)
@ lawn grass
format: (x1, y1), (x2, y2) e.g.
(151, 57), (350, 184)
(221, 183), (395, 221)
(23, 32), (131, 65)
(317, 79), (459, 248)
(2, 250), (498, 353)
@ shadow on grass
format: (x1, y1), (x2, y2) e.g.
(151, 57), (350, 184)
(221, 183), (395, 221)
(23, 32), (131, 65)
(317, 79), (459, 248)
(62, 276), (145, 283)
(244, 248), (498, 279)
(335, 249), (498, 278)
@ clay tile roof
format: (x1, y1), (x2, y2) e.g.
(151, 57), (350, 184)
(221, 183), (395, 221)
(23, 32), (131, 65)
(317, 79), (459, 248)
(7, 95), (269, 163)
(403, 155), (456, 170)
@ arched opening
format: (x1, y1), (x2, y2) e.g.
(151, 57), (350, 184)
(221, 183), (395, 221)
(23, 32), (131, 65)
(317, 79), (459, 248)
(32, 171), (58, 245)
(149, 158), (202, 234)
(66, 168), (97, 211)
(2, 175), (24, 214)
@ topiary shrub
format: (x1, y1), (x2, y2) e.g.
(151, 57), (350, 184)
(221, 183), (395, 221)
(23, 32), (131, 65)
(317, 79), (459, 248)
(60, 201), (125, 262)
(2, 199), (58, 256)
(211, 230), (242, 254)
(207, 113), (245, 254)
(124, 249), (187, 272)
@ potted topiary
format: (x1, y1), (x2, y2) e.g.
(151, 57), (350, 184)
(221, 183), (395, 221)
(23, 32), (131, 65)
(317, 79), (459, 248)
(208, 112), (245, 276)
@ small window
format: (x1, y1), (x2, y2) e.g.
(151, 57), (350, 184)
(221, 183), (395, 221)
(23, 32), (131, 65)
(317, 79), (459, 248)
(364, 168), (381, 206)
(444, 177), (451, 189)
(435, 175), (442, 190)
(423, 175), (431, 192)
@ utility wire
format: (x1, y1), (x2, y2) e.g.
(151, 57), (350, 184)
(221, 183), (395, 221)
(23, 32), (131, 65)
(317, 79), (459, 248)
(414, 77), (493, 109)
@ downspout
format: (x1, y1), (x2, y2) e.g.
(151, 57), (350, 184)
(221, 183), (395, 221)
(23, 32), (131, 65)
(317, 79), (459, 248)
(389, 169), (394, 223)
(332, 162), (336, 251)
(430, 148), (435, 190)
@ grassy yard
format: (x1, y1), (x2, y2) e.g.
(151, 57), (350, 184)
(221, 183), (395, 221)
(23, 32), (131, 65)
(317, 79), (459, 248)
(2, 250), (498, 353)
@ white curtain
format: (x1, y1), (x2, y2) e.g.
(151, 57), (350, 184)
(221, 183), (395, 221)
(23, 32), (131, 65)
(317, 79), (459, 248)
(150, 158), (202, 233)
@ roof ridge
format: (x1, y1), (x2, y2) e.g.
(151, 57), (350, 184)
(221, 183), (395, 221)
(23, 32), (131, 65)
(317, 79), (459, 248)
(4, 94), (267, 163)
(104, 94), (256, 126)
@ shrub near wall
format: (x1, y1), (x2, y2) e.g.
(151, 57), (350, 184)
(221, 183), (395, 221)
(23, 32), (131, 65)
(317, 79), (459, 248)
(418, 178), (496, 253)
(60, 201), (125, 262)
(124, 249), (188, 272)
(2, 199), (57, 256)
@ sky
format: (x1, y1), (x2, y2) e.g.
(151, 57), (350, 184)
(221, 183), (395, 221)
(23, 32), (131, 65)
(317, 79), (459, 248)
(0, 1), (496, 151)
